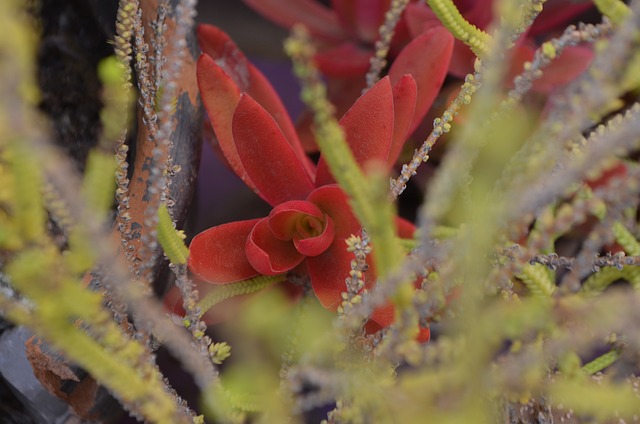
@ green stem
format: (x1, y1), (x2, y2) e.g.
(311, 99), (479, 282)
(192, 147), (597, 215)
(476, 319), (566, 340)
(518, 263), (555, 298)
(426, 0), (491, 57)
(612, 221), (640, 256)
(593, 0), (630, 26)
(582, 349), (621, 375)
(157, 203), (189, 265)
(197, 274), (286, 316)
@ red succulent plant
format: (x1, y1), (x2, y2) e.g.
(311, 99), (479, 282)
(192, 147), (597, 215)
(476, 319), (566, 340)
(172, 24), (451, 340)
(243, 0), (455, 150)
(403, 0), (595, 93)
(246, 0), (594, 96)
(243, 0), (414, 78)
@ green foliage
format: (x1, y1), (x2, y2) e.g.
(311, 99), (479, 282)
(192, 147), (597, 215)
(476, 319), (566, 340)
(285, 26), (404, 280)
(582, 349), (621, 375)
(7, 143), (46, 244)
(97, 56), (134, 146)
(426, 0), (491, 57)
(197, 274), (287, 316)
(157, 203), (189, 265)
(594, 0), (631, 25)
(0, 1), (191, 422)
(612, 220), (640, 255)
(1, 162), (185, 422)
(518, 263), (555, 298)
(4, 0), (640, 423)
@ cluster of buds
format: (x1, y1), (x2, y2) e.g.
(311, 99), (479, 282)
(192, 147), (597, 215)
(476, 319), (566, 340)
(339, 235), (372, 315)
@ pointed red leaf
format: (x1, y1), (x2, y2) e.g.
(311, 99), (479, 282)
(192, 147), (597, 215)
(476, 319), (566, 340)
(462, 0), (493, 29)
(448, 40), (477, 78)
(198, 24), (314, 179)
(315, 77), (394, 186)
(508, 44), (592, 94)
(188, 219), (261, 284)
(314, 42), (372, 77)
(367, 303), (430, 342)
(331, 0), (389, 43)
(306, 185), (361, 308)
(197, 54), (255, 190)
(296, 75), (367, 153)
(404, 3), (441, 38)
(396, 216), (416, 239)
(387, 75), (417, 167)
(369, 302), (395, 328)
(163, 284), (186, 316)
(529, 1), (593, 36)
(198, 25), (252, 91)
(330, 0), (357, 39)
(233, 95), (315, 205)
(306, 240), (352, 309)
(352, 0), (390, 43)
(390, 27), (454, 134)
(417, 327), (431, 343)
(246, 65), (316, 179)
(246, 218), (305, 275)
(533, 46), (593, 93)
(243, 0), (345, 41)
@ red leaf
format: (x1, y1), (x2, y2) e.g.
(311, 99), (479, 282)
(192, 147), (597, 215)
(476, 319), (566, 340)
(533, 46), (593, 93)
(390, 27), (454, 134)
(586, 161), (627, 190)
(188, 219), (261, 284)
(367, 303), (430, 342)
(529, 1), (593, 36)
(314, 42), (372, 77)
(448, 40), (477, 78)
(388, 75), (417, 167)
(417, 327), (431, 343)
(331, 0), (390, 43)
(396, 216), (416, 239)
(246, 218), (305, 275)
(163, 284), (186, 317)
(245, 65), (316, 179)
(404, 3), (441, 38)
(508, 44), (592, 93)
(307, 185), (360, 238)
(233, 95), (315, 206)
(315, 77), (395, 186)
(198, 24), (314, 179)
(461, 0), (493, 29)
(197, 54), (255, 190)
(243, 0), (345, 42)
(198, 25), (252, 91)
(305, 185), (361, 309)
(296, 76), (367, 153)
(369, 302), (394, 328)
(306, 240), (352, 309)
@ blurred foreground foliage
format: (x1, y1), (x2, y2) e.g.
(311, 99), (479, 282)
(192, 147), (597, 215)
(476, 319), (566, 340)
(2, 0), (640, 423)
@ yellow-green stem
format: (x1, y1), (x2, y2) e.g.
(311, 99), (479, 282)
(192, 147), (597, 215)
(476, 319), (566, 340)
(157, 203), (189, 265)
(197, 274), (286, 316)
(426, 0), (491, 57)
(593, 0), (631, 26)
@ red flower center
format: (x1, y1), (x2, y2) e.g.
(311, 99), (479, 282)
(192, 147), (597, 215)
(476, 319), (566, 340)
(244, 200), (337, 276)
(295, 215), (324, 239)
(268, 200), (336, 257)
